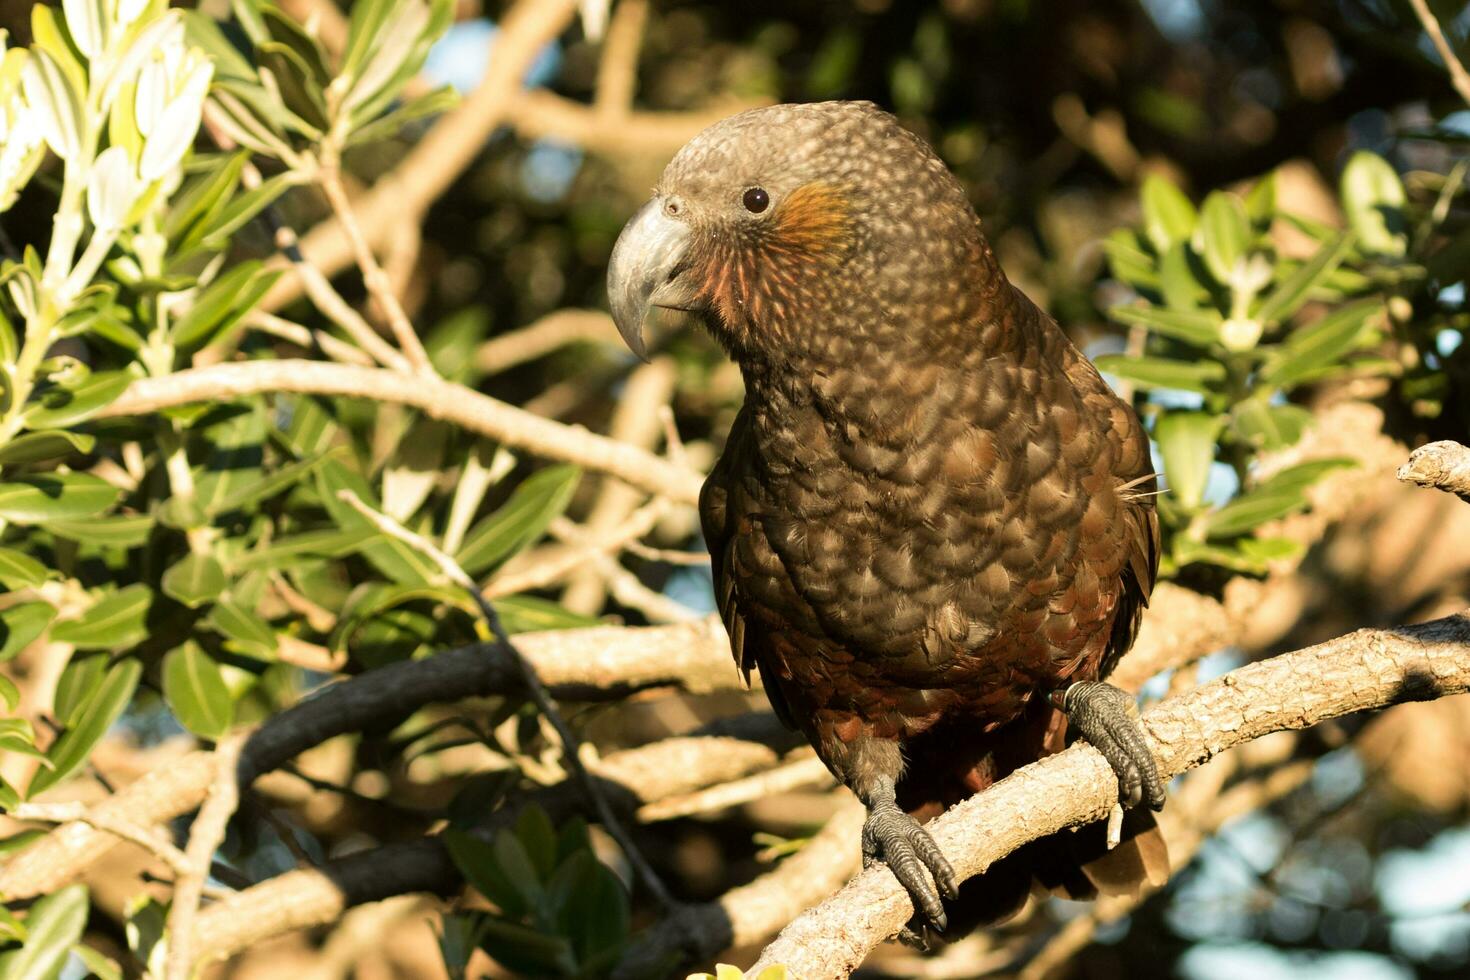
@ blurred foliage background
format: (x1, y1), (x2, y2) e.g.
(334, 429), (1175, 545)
(0, 0), (1467, 977)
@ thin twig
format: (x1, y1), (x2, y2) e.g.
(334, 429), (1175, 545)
(10, 801), (193, 878)
(100, 359), (707, 505)
(334, 490), (676, 910)
(636, 754), (833, 822)
(1408, 0), (1470, 106)
(318, 167), (434, 374)
(165, 732), (249, 980)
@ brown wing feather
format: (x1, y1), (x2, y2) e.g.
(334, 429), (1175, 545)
(700, 408), (797, 729)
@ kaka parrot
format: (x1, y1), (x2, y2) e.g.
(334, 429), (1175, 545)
(607, 100), (1167, 935)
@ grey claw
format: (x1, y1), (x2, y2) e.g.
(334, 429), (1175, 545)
(863, 804), (955, 931)
(1060, 681), (1166, 811)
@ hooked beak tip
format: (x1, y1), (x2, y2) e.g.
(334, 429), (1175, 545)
(607, 198), (693, 360)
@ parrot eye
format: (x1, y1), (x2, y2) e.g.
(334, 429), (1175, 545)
(742, 187), (770, 214)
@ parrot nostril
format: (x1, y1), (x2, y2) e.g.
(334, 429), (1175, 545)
(664, 196), (685, 217)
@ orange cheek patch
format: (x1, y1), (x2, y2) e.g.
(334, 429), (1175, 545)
(769, 182), (853, 260)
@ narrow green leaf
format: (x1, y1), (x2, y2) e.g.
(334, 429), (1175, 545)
(43, 513), (155, 548)
(53, 653), (105, 723)
(1159, 242), (1208, 312)
(1102, 228), (1160, 290)
(30, 659), (142, 795)
(162, 551), (227, 608)
(22, 370), (134, 428)
(1340, 151), (1407, 257)
(1155, 412), (1223, 510)
(1201, 487), (1310, 538)
(162, 642), (233, 739)
(1197, 191), (1251, 285)
(1262, 299), (1383, 388)
(50, 584), (152, 650)
(0, 473), (120, 524)
(317, 459), (437, 585)
(1107, 305), (1221, 346)
(232, 528), (364, 571)
(455, 466), (581, 576)
(1093, 355), (1226, 394)
(1254, 457), (1356, 497)
(0, 429), (95, 465)
(208, 600), (277, 660)
(1230, 400), (1314, 451)
(1243, 172), (1276, 232)
(1254, 232), (1355, 325)
(0, 675), (17, 712)
(444, 828), (532, 920)
(0, 547), (47, 588)
(172, 263), (284, 352)
(1141, 174), (1197, 252)
(0, 603), (57, 663)
(492, 595), (599, 634)
(8, 884), (88, 980)
(210, 453), (329, 516)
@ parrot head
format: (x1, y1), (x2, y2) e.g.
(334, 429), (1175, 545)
(607, 100), (996, 364)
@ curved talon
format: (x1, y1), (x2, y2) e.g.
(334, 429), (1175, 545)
(862, 804), (957, 931)
(1059, 681), (1166, 811)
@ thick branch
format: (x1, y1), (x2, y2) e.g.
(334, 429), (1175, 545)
(0, 619), (738, 900)
(98, 360), (704, 505)
(1397, 440), (1470, 505)
(748, 611), (1470, 979)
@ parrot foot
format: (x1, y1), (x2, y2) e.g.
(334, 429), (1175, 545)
(862, 801), (958, 932)
(1053, 680), (1166, 811)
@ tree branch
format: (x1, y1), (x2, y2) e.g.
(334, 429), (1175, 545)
(1397, 440), (1470, 504)
(98, 359), (705, 505)
(747, 610), (1470, 979)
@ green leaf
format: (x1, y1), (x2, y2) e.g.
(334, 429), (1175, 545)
(30, 658), (142, 795)
(0, 547), (48, 588)
(210, 453), (330, 516)
(1107, 305), (1221, 347)
(162, 551), (227, 608)
(50, 584), (152, 650)
(0, 603), (57, 663)
(232, 528), (364, 571)
(0, 473), (120, 524)
(0, 716), (46, 762)
(162, 642), (233, 739)
(554, 852), (630, 967)
(1230, 400), (1314, 451)
(1262, 299), (1384, 389)
(342, 0), (398, 77)
(164, 152), (246, 249)
(317, 459), (438, 585)
(444, 829), (532, 920)
(196, 171), (301, 253)
(258, 41), (330, 131)
(1102, 228), (1160, 290)
(1141, 173), (1197, 252)
(22, 370), (134, 428)
(515, 805), (557, 881)
(455, 466), (581, 576)
(1159, 242), (1208, 312)
(0, 676), (17, 712)
(492, 595), (599, 634)
(1200, 486), (1310, 538)
(8, 884), (88, 980)
(345, 84), (457, 147)
(1254, 458), (1357, 497)
(171, 263), (284, 352)
(1197, 191), (1252, 285)
(54, 654), (105, 724)
(1093, 355), (1226, 394)
(476, 916), (577, 977)
(279, 396), (340, 458)
(1254, 232), (1355, 325)
(1340, 151), (1407, 257)
(1155, 412), (1223, 510)
(1243, 172), (1276, 233)
(208, 600), (277, 660)
(72, 945), (123, 980)
(0, 429), (95, 465)
(43, 513), (155, 548)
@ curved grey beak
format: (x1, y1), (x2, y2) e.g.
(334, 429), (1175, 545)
(607, 198), (695, 360)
